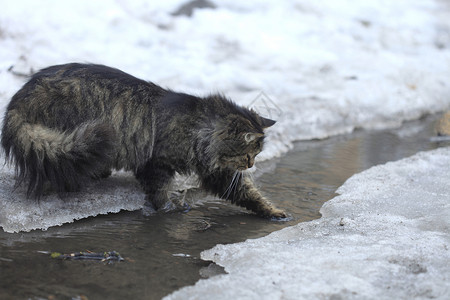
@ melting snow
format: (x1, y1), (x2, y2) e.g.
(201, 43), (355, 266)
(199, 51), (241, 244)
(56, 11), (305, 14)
(165, 147), (450, 299)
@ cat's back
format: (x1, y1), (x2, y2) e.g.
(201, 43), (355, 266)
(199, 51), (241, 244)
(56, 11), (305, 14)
(6, 63), (166, 131)
(9, 63), (165, 111)
(27, 63), (154, 91)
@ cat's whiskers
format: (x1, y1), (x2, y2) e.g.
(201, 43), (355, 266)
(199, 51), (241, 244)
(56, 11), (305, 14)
(247, 166), (255, 182)
(222, 170), (242, 199)
(221, 171), (236, 199)
(224, 171), (239, 199)
(233, 171), (243, 199)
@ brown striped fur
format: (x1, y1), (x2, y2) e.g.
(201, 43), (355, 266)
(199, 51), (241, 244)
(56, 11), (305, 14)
(1, 63), (286, 218)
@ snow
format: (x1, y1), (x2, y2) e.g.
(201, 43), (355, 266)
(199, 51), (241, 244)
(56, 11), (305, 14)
(1, 0), (450, 297)
(0, 0), (448, 242)
(165, 147), (450, 300)
(0, 168), (145, 233)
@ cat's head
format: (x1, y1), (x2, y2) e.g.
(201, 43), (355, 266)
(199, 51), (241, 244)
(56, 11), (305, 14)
(203, 101), (276, 172)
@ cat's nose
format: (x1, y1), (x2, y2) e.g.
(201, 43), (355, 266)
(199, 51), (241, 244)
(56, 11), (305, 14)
(247, 154), (254, 168)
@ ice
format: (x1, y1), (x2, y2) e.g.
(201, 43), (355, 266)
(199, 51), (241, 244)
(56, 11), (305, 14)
(0, 167), (145, 233)
(165, 147), (450, 300)
(1, 0), (450, 231)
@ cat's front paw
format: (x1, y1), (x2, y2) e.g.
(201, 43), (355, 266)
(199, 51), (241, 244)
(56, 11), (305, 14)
(268, 207), (288, 220)
(258, 206), (287, 220)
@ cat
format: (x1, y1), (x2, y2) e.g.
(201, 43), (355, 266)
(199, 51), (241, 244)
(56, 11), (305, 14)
(1, 63), (286, 218)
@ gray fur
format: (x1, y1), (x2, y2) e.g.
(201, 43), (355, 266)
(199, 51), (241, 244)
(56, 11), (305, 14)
(1, 63), (286, 218)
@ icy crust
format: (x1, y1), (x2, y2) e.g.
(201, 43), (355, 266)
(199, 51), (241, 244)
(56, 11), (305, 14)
(165, 147), (450, 300)
(0, 167), (145, 233)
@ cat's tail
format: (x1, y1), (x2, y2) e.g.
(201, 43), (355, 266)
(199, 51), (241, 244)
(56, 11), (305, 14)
(1, 111), (117, 198)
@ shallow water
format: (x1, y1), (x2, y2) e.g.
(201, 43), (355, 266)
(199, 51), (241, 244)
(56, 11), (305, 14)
(0, 114), (447, 300)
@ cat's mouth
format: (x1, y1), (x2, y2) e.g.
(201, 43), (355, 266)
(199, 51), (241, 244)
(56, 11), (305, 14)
(237, 154), (254, 171)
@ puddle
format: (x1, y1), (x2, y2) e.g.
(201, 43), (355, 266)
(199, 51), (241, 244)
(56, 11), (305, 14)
(0, 114), (447, 300)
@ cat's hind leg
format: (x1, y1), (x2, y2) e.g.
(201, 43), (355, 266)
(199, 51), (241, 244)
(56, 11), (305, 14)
(135, 161), (176, 212)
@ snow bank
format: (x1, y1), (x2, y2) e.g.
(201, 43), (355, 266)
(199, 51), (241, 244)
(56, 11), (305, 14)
(0, 168), (145, 233)
(165, 147), (450, 300)
(1, 0), (450, 231)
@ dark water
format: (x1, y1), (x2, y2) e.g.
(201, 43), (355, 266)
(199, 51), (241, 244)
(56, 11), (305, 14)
(0, 114), (447, 300)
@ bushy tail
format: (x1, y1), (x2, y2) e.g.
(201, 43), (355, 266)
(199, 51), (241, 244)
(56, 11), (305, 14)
(1, 113), (117, 198)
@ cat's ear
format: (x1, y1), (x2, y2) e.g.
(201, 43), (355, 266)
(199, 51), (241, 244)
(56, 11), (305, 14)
(260, 117), (276, 129)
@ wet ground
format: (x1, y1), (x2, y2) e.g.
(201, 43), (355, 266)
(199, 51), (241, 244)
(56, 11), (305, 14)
(0, 114), (447, 300)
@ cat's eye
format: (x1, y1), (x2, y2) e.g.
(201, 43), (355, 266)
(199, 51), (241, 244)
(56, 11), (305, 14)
(244, 133), (257, 143)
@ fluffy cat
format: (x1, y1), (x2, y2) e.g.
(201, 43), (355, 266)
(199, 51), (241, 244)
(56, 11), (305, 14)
(1, 63), (286, 218)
